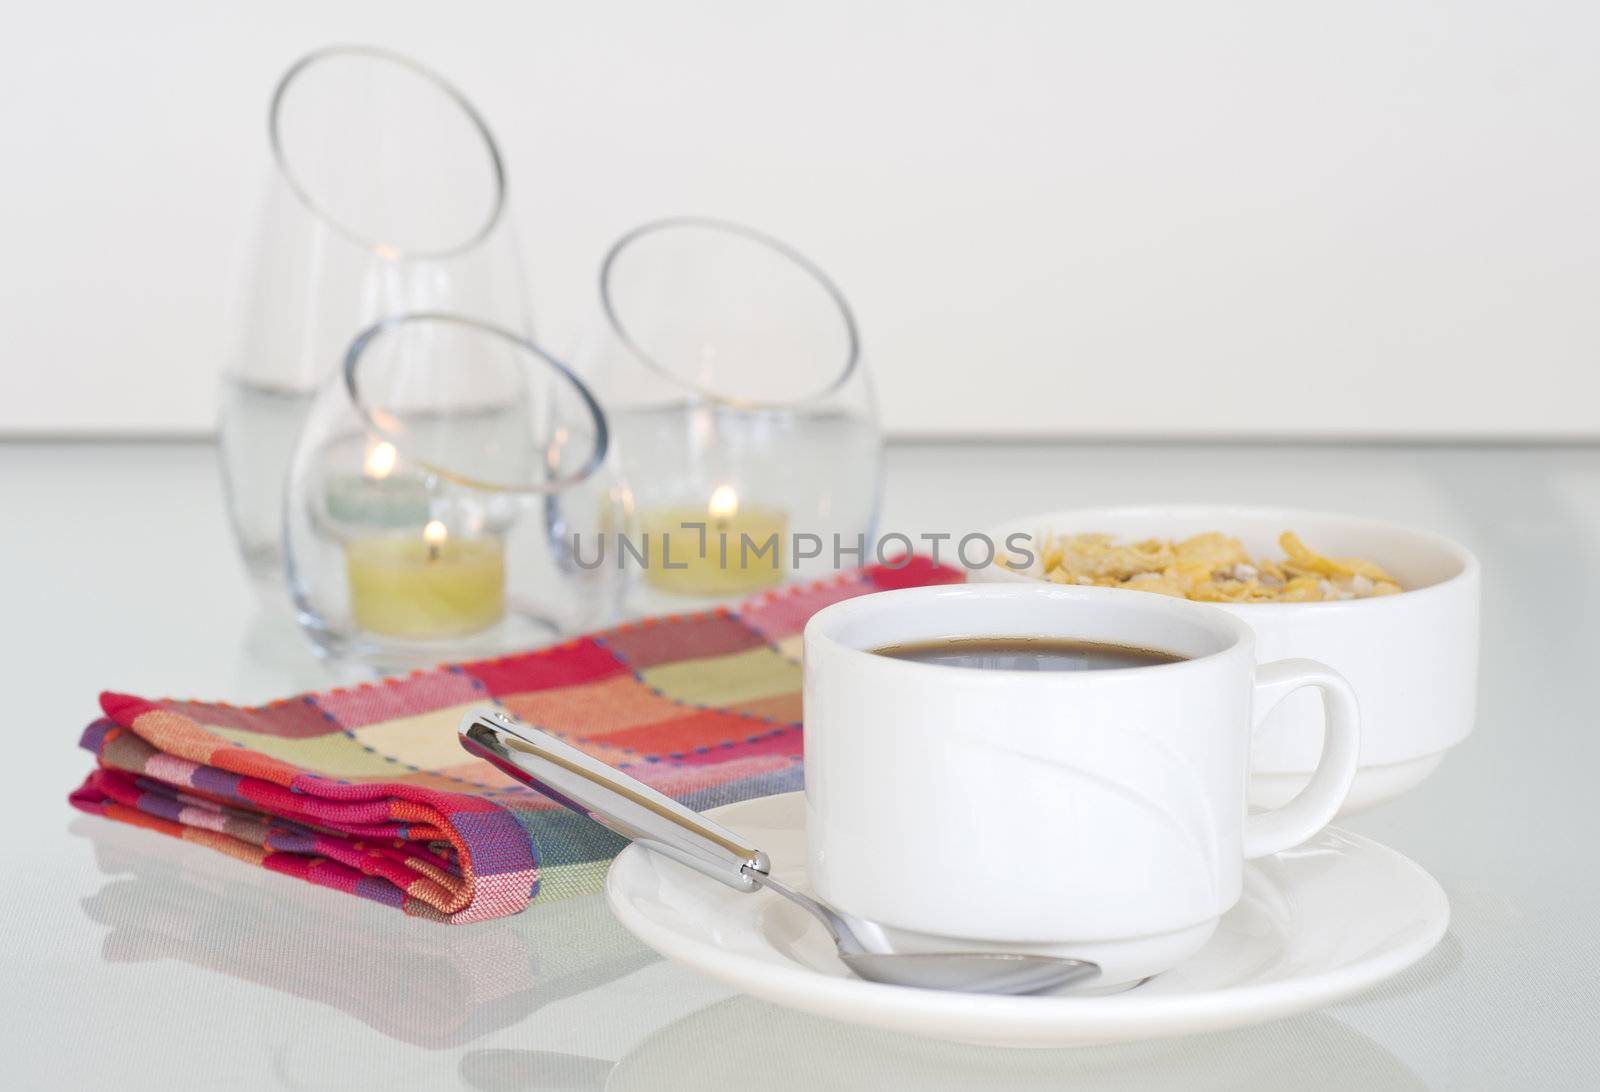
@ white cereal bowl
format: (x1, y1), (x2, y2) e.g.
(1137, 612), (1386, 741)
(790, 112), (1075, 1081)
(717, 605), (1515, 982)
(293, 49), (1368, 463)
(975, 505), (1480, 814)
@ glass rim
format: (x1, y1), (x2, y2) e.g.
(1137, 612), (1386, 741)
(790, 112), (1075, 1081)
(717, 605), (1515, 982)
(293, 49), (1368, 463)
(268, 44), (509, 261)
(598, 216), (862, 410)
(342, 312), (610, 496)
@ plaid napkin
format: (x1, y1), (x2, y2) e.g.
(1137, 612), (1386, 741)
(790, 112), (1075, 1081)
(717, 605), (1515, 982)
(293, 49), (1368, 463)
(69, 559), (960, 923)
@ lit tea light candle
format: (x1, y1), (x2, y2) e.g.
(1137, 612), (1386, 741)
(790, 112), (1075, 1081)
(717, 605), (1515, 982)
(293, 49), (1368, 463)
(325, 441), (432, 528)
(641, 484), (788, 595)
(345, 519), (506, 639)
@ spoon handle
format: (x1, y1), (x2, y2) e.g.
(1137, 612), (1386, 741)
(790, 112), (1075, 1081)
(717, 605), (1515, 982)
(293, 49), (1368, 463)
(458, 707), (770, 891)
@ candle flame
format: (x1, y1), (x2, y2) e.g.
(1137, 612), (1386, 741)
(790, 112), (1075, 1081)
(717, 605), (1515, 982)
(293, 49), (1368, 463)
(364, 441), (397, 480)
(708, 485), (739, 521)
(423, 520), (449, 548)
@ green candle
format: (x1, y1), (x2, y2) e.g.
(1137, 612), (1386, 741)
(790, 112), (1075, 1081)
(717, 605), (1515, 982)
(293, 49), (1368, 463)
(325, 474), (432, 527)
(325, 441), (432, 527)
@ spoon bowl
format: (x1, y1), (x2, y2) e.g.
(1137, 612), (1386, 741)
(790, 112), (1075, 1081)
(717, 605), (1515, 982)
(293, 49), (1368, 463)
(844, 952), (1097, 994)
(750, 869), (1096, 995)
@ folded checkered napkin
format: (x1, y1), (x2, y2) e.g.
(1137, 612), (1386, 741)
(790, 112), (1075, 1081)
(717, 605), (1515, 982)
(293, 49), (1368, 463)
(69, 560), (960, 923)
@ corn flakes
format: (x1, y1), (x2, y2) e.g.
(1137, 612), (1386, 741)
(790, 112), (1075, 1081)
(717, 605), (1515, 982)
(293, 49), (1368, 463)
(1035, 531), (1401, 603)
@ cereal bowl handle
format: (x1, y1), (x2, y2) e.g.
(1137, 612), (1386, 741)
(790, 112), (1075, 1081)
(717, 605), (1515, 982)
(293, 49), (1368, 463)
(1245, 658), (1361, 859)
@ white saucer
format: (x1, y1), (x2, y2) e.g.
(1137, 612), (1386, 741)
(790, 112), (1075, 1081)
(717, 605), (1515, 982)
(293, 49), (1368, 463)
(605, 792), (1449, 1048)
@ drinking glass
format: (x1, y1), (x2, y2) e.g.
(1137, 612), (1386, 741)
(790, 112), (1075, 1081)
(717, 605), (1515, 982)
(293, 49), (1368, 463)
(579, 217), (882, 606)
(285, 313), (625, 669)
(221, 45), (529, 594)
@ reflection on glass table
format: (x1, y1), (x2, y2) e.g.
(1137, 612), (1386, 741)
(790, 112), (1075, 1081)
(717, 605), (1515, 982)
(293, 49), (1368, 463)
(460, 993), (1434, 1092)
(74, 820), (655, 1050)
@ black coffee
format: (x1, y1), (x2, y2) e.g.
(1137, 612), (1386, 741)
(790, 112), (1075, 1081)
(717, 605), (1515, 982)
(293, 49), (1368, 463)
(871, 636), (1185, 672)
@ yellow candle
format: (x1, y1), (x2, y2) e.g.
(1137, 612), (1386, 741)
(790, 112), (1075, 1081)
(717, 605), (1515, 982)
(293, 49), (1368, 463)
(641, 485), (788, 596)
(345, 520), (506, 639)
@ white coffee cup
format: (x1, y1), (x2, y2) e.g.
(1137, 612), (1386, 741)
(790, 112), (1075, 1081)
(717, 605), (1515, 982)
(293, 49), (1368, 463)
(802, 582), (1360, 987)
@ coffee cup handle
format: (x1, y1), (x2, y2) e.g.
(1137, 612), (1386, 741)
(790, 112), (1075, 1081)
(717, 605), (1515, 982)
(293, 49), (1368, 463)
(1244, 658), (1361, 859)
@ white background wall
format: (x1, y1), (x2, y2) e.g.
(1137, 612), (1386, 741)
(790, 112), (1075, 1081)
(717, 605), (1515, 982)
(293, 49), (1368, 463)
(4, 0), (1598, 439)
